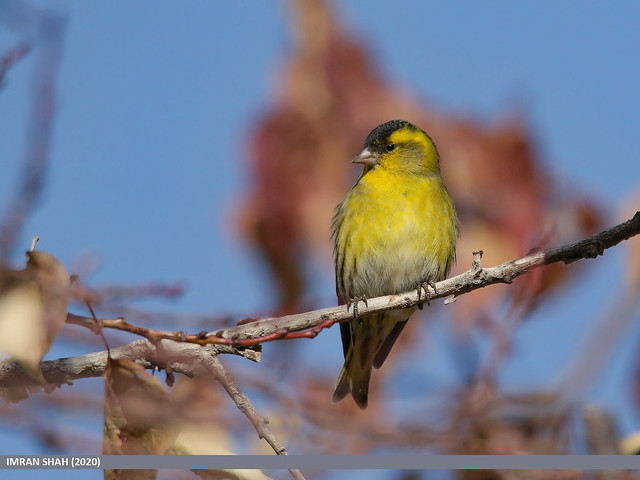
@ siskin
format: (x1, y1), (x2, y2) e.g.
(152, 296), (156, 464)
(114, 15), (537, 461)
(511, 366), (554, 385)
(332, 120), (458, 409)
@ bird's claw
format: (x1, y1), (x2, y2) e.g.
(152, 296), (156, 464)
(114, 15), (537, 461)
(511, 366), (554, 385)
(347, 295), (368, 322)
(416, 281), (437, 310)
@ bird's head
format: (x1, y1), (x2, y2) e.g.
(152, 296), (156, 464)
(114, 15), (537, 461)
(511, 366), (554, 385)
(352, 120), (440, 176)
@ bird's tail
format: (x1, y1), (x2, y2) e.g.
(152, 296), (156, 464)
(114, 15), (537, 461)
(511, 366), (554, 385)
(331, 344), (372, 410)
(331, 309), (414, 410)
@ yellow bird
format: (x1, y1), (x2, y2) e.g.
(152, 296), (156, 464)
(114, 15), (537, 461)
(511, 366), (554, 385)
(332, 120), (458, 409)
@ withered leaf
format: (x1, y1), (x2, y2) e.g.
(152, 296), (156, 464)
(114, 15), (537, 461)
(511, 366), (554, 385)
(103, 357), (179, 479)
(0, 250), (70, 379)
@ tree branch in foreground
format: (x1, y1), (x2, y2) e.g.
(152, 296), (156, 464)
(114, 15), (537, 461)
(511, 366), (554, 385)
(198, 356), (306, 479)
(1, 211), (638, 390)
(0, 339), (259, 393)
(0, 339), (304, 475)
(209, 211), (640, 343)
(62, 212), (639, 351)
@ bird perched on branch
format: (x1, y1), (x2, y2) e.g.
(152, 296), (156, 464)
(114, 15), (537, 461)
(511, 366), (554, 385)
(331, 120), (458, 409)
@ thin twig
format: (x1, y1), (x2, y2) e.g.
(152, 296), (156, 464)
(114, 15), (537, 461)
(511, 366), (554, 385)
(201, 355), (306, 480)
(205, 356), (288, 453)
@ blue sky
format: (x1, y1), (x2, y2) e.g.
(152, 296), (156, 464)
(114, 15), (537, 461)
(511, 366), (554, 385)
(1, 0), (640, 473)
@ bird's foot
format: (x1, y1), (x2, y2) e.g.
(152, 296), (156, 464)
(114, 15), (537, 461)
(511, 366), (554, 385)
(347, 295), (369, 322)
(416, 280), (437, 310)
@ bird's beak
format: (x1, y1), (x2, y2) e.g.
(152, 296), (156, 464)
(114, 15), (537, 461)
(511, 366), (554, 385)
(351, 147), (379, 166)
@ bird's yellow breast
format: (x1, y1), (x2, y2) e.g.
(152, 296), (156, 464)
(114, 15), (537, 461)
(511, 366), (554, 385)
(334, 167), (458, 299)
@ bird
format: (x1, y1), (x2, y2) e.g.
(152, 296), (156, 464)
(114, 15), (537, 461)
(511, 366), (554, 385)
(331, 119), (458, 409)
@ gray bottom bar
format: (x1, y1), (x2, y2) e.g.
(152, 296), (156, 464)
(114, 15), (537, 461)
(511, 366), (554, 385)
(1, 455), (639, 470)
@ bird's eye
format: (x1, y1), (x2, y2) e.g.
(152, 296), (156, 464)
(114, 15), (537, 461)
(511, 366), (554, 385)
(385, 143), (396, 152)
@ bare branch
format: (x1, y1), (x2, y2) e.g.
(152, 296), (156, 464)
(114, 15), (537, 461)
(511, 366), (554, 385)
(198, 356), (307, 480)
(205, 355), (288, 453)
(211, 212), (640, 342)
(0, 339), (260, 394)
(1, 214), (637, 403)
(57, 212), (640, 354)
(33, 213), (632, 363)
(0, 214), (637, 462)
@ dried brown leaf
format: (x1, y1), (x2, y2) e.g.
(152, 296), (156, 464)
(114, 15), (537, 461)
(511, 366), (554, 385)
(103, 358), (178, 479)
(0, 251), (69, 378)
